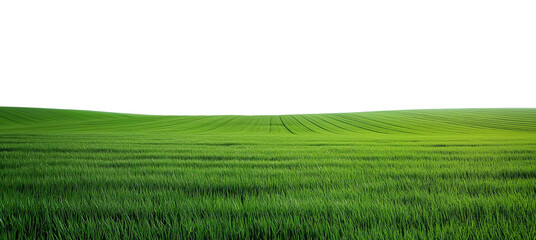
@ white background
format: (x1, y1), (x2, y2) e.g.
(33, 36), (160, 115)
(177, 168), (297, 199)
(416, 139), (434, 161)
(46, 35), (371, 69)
(1, 0), (535, 115)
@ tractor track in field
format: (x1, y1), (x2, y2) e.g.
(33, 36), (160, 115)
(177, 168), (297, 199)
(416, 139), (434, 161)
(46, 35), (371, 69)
(306, 115), (357, 134)
(331, 114), (404, 134)
(289, 115), (318, 133)
(279, 116), (295, 134)
(299, 115), (339, 134)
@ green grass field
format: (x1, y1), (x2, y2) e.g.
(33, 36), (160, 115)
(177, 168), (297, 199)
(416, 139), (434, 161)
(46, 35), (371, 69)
(1, 107), (535, 239)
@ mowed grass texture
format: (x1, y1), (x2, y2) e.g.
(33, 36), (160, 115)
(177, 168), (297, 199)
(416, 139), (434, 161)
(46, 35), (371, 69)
(1, 107), (536, 239)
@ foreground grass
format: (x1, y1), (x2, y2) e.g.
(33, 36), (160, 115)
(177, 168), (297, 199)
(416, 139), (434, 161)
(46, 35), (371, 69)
(1, 107), (535, 239)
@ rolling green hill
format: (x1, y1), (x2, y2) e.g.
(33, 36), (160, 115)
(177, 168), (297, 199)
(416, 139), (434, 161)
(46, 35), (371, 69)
(1, 107), (535, 134)
(1, 107), (536, 239)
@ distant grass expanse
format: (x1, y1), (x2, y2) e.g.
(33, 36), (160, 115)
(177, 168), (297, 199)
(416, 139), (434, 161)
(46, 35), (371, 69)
(1, 107), (536, 239)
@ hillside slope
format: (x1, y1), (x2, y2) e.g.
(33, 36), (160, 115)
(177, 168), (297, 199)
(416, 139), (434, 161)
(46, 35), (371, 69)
(1, 107), (535, 134)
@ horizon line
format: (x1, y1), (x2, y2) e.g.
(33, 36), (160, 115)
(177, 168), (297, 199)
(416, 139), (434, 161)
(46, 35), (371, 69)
(1, 105), (535, 117)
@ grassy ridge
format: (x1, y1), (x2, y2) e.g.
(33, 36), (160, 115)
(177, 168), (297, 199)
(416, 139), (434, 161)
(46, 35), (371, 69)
(1, 107), (536, 134)
(1, 107), (536, 239)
